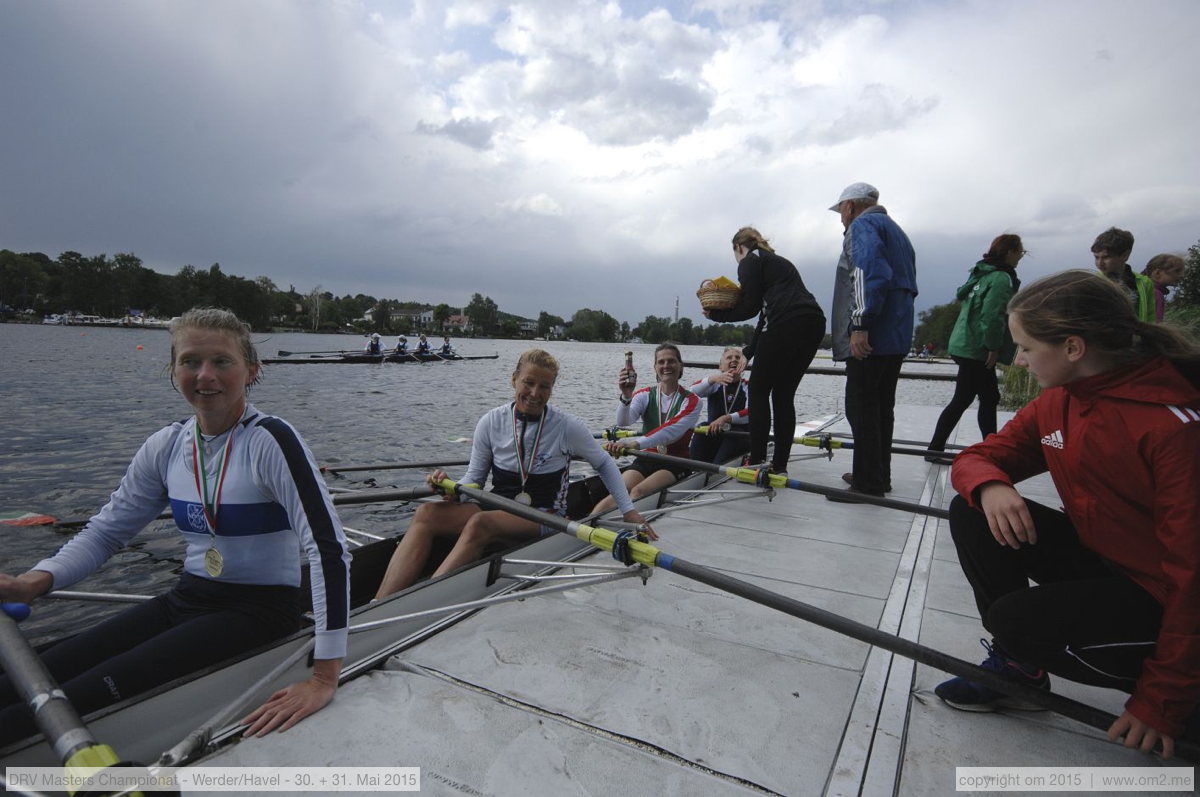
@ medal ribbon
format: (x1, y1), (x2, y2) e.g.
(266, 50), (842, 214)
(192, 423), (236, 536)
(723, 381), (743, 416)
(512, 403), (547, 494)
(658, 389), (685, 424)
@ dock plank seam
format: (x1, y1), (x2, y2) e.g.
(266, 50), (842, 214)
(393, 660), (784, 795)
(824, 462), (948, 796)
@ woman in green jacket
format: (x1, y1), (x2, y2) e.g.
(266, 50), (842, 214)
(926, 234), (1024, 458)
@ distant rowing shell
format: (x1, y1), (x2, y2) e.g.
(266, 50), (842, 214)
(261, 353), (500, 365)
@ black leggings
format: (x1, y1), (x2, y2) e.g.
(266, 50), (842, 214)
(747, 315), (825, 469)
(0, 573), (300, 746)
(947, 495), (1161, 690)
(689, 430), (750, 465)
(928, 356), (1000, 450)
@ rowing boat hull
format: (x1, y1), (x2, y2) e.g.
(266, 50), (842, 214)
(0, 467), (718, 768)
(262, 353), (498, 365)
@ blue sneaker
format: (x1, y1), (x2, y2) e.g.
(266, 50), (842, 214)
(935, 639), (1051, 712)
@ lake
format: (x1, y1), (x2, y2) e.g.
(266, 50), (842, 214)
(0, 323), (956, 643)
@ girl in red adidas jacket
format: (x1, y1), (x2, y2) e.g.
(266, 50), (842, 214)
(940, 270), (1200, 759)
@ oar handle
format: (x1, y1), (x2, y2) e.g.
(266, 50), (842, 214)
(0, 607), (124, 768)
(432, 480), (662, 568)
(593, 428), (637, 440)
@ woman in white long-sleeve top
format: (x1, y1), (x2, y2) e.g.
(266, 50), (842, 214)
(0, 308), (350, 746)
(375, 349), (655, 598)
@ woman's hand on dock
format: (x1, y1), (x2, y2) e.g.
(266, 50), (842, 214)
(240, 658), (341, 737)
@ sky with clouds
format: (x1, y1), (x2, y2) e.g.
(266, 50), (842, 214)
(2, 0), (1197, 327)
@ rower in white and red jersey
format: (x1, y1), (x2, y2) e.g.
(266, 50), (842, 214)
(592, 343), (701, 514)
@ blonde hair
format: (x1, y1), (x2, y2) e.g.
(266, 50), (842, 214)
(169, 307), (262, 385)
(1008, 271), (1200, 366)
(731, 226), (775, 254)
(513, 348), (559, 380)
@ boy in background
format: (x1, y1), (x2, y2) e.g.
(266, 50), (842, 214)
(1091, 227), (1155, 322)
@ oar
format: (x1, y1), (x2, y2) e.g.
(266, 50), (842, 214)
(824, 431), (967, 451)
(681, 361), (959, 381)
(0, 604), (140, 780)
(43, 590), (154, 604)
(620, 448), (950, 518)
(23, 484), (437, 528)
(693, 426), (957, 460)
(275, 349), (356, 357)
(794, 435), (956, 461)
(434, 480), (1199, 761)
(330, 485), (436, 506)
(322, 458), (472, 474)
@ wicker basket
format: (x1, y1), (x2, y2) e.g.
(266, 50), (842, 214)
(696, 278), (740, 310)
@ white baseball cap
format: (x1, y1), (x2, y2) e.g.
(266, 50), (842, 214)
(829, 182), (879, 211)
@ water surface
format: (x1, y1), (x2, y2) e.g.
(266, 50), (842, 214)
(0, 324), (955, 642)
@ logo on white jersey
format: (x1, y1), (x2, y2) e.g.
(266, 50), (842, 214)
(187, 502), (208, 532)
(1040, 429), (1065, 449)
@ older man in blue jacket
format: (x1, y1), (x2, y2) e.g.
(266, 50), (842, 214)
(829, 182), (917, 498)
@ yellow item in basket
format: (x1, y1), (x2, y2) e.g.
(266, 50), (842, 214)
(697, 276), (741, 310)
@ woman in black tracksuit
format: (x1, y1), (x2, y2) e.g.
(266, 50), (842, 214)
(704, 227), (826, 474)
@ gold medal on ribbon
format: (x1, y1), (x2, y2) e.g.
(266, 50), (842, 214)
(204, 546), (224, 577)
(194, 422), (236, 580)
(512, 404), (546, 512)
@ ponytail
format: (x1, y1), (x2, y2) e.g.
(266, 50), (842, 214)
(1130, 319), (1200, 365)
(732, 226), (775, 254)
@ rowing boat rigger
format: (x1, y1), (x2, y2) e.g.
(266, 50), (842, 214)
(0, 452), (744, 772)
(189, 408), (1194, 792)
(6, 410), (1195, 791)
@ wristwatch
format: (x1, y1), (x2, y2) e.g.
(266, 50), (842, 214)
(618, 395), (632, 406)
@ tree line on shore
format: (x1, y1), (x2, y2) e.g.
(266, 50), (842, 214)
(8, 244), (1195, 350)
(0, 248), (760, 345)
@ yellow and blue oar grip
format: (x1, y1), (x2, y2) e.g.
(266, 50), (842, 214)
(435, 479), (479, 500)
(65, 744), (126, 796)
(575, 522), (661, 568)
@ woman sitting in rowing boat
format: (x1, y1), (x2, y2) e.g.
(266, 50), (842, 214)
(0, 308), (351, 747)
(688, 345), (751, 464)
(592, 343), (702, 514)
(936, 271), (1200, 758)
(374, 349), (655, 599)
